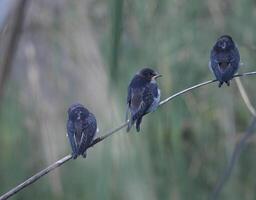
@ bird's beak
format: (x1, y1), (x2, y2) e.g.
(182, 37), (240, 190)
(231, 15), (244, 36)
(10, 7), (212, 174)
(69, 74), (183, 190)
(221, 42), (226, 49)
(153, 74), (162, 79)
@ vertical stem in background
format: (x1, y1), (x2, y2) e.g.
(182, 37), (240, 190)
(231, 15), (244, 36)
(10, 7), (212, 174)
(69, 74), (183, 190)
(211, 117), (256, 200)
(0, 0), (29, 102)
(235, 78), (256, 117)
(109, 0), (123, 82)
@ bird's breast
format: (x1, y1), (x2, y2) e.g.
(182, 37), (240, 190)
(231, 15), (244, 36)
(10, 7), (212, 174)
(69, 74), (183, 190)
(218, 62), (230, 71)
(147, 88), (160, 113)
(74, 121), (83, 133)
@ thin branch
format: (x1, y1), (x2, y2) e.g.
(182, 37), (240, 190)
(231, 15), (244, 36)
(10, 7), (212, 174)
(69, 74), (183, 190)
(159, 71), (256, 106)
(89, 121), (129, 146)
(159, 79), (216, 106)
(1, 71), (256, 200)
(211, 117), (256, 200)
(0, 155), (72, 200)
(235, 78), (256, 116)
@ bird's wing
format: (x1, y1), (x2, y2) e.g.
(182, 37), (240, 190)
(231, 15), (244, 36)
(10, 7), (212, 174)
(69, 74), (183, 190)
(127, 86), (132, 105)
(126, 86), (132, 121)
(130, 87), (144, 115)
(78, 113), (97, 154)
(230, 47), (240, 66)
(67, 120), (78, 155)
(131, 85), (154, 121)
(209, 49), (218, 68)
(142, 84), (155, 112)
(208, 60), (214, 74)
(86, 113), (97, 139)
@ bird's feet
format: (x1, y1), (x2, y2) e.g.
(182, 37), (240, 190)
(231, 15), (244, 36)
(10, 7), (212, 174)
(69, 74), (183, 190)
(135, 122), (141, 132)
(82, 152), (87, 158)
(225, 81), (230, 86)
(218, 82), (224, 88)
(136, 126), (140, 132)
(135, 117), (142, 132)
(72, 152), (78, 159)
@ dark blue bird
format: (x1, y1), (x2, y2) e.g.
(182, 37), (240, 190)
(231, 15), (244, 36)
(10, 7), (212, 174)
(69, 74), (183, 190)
(209, 35), (240, 87)
(67, 104), (97, 159)
(126, 68), (162, 132)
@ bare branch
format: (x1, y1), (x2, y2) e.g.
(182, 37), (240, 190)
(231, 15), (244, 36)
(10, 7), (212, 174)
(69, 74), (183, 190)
(89, 121), (129, 146)
(211, 117), (256, 200)
(159, 79), (216, 106)
(0, 155), (72, 200)
(1, 71), (256, 200)
(159, 71), (256, 106)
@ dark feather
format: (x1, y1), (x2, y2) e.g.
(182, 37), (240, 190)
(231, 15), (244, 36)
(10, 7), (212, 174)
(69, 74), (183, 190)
(67, 104), (97, 159)
(210, 35), (240, 87)
(126, 68), (161, 132)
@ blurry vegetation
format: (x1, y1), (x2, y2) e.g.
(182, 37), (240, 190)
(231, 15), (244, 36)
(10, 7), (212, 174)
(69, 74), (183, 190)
(0, 0), (256, 200)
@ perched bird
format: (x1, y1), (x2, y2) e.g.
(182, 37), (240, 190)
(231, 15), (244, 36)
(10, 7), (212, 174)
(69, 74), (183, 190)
(66, 104), (97, 159)
(209, 35), (240, 87)
(126, 68), (162, 132)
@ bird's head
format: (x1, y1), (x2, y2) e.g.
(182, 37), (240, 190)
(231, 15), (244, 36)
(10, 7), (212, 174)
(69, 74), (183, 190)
(68, 103), (90, 122)
(138, 67), (162, 82)
(215, 35), (235, 51)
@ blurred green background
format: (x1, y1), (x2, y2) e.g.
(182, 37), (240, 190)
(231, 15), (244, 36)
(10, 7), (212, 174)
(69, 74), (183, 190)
(0, 0), (256, 199)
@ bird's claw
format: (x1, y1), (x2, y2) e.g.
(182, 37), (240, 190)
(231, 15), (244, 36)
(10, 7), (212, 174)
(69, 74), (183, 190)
(72, 152), (78, 159)
(218, 82), (223, 88)
(82, 152), (87, 158)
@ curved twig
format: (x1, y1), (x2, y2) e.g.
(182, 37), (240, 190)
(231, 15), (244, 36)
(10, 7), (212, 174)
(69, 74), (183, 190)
(211, 117), (256, 200)
(235, 78), (256, 116)
(1, 71), (256, 200)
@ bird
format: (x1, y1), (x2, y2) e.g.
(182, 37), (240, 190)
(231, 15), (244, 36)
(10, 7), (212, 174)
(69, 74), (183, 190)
(126, 67), (162, 132)
(66, 103), (97, 159)
(209, 35), (240, 87)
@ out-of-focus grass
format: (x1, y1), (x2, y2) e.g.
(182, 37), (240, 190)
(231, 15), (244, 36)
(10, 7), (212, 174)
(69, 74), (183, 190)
(0, 0), (256, 200)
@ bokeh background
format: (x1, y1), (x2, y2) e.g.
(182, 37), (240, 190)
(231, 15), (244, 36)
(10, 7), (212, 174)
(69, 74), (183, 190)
(0, 0), (256, 199)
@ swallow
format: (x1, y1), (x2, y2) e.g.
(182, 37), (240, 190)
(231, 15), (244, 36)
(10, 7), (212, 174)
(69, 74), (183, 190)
(126, 67), (162, 132)
(209, 35), (240, 87)
(67, 104), (97, 159)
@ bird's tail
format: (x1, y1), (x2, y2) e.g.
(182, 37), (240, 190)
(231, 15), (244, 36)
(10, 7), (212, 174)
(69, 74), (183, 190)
(127, 112), (143, 132)
(126, 105), (135, 132)
(126, 117), (134, 132)
(125, 104), (130, 122)
(135, 117), (142, 132)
